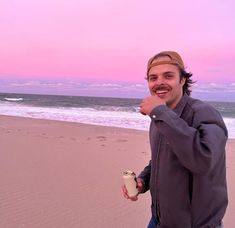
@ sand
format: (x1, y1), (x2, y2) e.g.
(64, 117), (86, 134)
(0, 115), (234, 228)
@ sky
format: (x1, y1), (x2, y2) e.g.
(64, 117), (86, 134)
(0, 0), (235, 101)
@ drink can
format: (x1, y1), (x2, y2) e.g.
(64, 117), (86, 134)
(123, 170), (138, 197)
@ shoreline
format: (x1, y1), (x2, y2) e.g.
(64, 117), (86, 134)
(1, 114), (235, 139)
(0, 113), (149, 132)
(0, 115), (234, 227)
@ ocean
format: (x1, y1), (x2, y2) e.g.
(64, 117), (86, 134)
(0, 92), (235, 138)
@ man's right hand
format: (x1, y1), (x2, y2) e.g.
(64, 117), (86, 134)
(122, 178), (144, 201)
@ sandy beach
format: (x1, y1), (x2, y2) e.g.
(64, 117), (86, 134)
(0, 115), (234, 228)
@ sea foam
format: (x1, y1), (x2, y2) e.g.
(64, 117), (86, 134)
(0, 102), (235, 138)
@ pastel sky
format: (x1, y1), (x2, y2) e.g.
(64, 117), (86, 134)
(1, 0), (235, 101)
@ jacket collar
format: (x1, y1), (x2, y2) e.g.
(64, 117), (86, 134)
(173, 93), (189, 116)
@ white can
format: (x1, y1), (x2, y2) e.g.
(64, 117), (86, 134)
(123, 170), (138, 197)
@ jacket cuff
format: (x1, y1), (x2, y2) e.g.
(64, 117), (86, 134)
(149, 105), (169, 120)
(137, 177), (148, 193)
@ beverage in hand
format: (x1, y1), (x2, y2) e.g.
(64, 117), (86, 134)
(123, 170), (138, 197)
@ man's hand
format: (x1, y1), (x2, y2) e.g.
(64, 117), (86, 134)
(122, 178), (144, 201)
(139, 95), (166, 116)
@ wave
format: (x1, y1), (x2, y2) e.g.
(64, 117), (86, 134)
(91, 105), (139, 112)
(0, 102), (234, 138)
(4, 97), (24, 101)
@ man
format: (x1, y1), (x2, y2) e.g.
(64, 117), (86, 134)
(122, 51), (228, 227)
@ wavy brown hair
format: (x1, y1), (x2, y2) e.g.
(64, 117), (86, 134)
(179, 69), (195, 96)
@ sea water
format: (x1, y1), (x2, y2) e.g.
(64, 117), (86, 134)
(0, 93), (235, 138)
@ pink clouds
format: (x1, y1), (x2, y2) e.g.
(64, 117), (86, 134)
(0, 0), (235, 85)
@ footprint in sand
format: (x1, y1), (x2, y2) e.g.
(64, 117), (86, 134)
(141, 151), (148, 155)
(116, 139), (128, 143)
(39, 133), (48, 138)
(96, 136), (107, 141)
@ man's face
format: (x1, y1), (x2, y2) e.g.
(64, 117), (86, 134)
(147, 56), (185, 109)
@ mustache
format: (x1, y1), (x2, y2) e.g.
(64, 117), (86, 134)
(153, 85), (170, 92)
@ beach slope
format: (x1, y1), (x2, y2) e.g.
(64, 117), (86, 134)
(0, 115), (234, 227)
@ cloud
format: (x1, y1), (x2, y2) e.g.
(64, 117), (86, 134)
(88, 83), (122, 88)
(193, 82), (235, 93)
(130, 84), (146, 88)
(192, 82), (235, 101)
(10, 81), (41, 87)
(0, 79), (127, 93)
(0, 79), (82, 88)
(1, 79), (234, 100)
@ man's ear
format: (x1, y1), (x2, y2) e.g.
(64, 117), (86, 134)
(180, 77), (186, 86)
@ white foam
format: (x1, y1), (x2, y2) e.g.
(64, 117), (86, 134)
(0, 102), (234, 138)
(223, 118), (235, 139)
(4, 97), (23, 101)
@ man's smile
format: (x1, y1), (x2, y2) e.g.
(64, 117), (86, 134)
(153, 88), (170, 98)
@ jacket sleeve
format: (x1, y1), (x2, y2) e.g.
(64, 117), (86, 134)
(138, 160), (151, 193)
(149, 104), (228, 174)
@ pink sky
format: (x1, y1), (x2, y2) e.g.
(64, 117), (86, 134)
(0, 0), (235, 99)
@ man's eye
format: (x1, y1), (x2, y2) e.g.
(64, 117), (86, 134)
(149, 76), (157, 81)
(165, 74), (173, 79)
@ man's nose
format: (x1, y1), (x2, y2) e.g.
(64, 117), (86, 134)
(155, 76), (165, 85)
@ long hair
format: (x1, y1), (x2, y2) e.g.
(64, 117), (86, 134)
(180, 69), (195, 96)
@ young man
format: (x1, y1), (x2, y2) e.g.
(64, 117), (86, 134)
(122, 51), (228, 227)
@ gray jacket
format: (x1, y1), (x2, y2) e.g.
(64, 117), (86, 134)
(138, 94), (228, 228)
